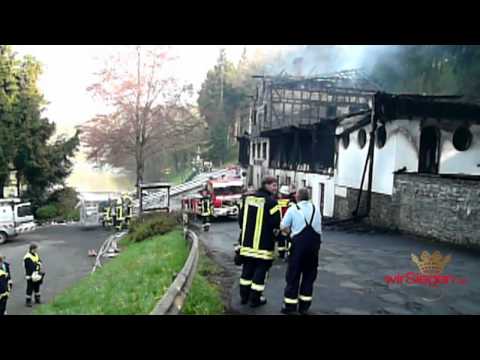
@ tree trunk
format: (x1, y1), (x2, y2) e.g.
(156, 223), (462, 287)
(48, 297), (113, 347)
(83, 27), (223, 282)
(136, 150), (144, 198)
(16, 171), (21, 198)
(0, 178), (4, 199)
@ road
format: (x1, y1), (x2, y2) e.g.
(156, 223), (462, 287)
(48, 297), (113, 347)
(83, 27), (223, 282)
(0, 223), (111, 315)
(199, 220), (480, 315)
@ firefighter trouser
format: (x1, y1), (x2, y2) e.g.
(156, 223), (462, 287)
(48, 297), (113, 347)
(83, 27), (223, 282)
(284, 228), (321, 312)
(0, 296), (7, 315)
(277, 234), (288, 258)
(239, 257), (272, 304)
(26, 279), (41, 302)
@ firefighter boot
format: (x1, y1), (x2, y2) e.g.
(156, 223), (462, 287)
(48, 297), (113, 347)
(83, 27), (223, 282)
(281, 303), (297, 315)
(26, 297), (32, 307)
(35, 294), (42, 304)
(249, 291), (267, 308)
(240, 288), (250, 305)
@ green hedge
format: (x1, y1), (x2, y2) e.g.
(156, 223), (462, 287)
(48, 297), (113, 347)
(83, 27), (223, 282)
(36, 204), (59, 221)
(124, 212), (180, 244)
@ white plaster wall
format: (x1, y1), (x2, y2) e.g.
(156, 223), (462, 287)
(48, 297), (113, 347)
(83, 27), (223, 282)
(439, 124), (480, 175)
(335, 126), (370, 191)
(336, 121), (408, 196)
(306, 173), (335, 217)
(371, 122), (397, 195)
(392, 120), (420, 173)
(270, 169), (335, 217)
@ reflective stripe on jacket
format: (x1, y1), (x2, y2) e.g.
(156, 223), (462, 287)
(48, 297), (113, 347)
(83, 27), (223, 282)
(239, 190), (281, 260)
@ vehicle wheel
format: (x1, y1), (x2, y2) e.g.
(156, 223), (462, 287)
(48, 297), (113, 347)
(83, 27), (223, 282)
(0, 231), (7, 245)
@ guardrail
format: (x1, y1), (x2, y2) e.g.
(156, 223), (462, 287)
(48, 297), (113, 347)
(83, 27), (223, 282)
(150, 229), (199, 315)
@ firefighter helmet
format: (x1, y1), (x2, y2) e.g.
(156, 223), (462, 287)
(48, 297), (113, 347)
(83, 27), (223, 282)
(31, 271), (42, 282)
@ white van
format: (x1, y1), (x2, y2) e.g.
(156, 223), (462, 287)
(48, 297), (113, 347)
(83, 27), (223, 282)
(0, 198), (37, 244)
(77, 193), (121, 228)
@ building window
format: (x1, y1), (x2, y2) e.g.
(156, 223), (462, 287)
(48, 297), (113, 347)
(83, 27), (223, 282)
(262, 143), (267, 159)
(452, 126), (472, 151)
(419, 126), (440, 174)
(257, 143), (261, 159)
(286, 176), (291, 186)
(342, 133), (350, 149)
(252, 144), (256, 159)
(376, 126), (387, 149)
(358, 129), (367, 149)
(302, 180), (307, 187)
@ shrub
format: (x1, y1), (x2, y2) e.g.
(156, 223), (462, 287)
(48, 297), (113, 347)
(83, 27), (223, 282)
(126, 212), (180, 243)
(36, 204), (59, 221)
(64, 208), (80, 222)
(47, 187), (79, 215)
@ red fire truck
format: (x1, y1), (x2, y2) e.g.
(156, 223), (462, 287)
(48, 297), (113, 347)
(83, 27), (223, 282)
(182, 167), (245, 220)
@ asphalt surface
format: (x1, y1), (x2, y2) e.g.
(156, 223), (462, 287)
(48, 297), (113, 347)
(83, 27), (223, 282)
(199, 220), (480, 315)
(0, 223), (111, 315)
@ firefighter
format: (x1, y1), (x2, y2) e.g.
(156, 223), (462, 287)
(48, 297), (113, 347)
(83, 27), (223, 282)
(280, 188), (322, 315)
(276, 185), (292, 260)
(113, 198), (126, 231)
(24, 243), (45, 307)
(200, 188), (212, 232)
(238, 176), (281, 307)
(122, 194), (133, 229)
(0, 254), (12, 315)
(102, 202), (111, 228)
(109, 200), (117, 229)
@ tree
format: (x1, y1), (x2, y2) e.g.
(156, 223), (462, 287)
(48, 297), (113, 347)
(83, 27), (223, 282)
(197, 48), (265, 165)
(0, 45), (19, 197)
(0, 45), (80, 204)
(81, 46), (203, 196)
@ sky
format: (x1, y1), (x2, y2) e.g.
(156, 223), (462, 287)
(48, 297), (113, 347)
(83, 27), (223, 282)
(13, 45), (296, 135)
(12, 45), (296, 191)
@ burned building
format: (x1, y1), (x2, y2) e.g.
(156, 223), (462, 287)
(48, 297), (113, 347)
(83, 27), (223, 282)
(334, 92), (480, 247)
(238, 70), (378, 217)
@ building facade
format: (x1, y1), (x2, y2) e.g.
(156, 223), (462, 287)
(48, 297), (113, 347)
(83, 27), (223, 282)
(238, 72), (376, 217)
(334, 92), (480, 247)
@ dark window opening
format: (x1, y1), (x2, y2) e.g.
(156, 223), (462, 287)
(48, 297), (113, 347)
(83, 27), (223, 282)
(376, 126), (387, 148)
(257, 144), (261, 159)
(17, 205), (32, 217)
(252, 144), (256, 159)
(327, 105), (337, 118)
(342, 133), (350, 149)
(238, 137), (250, 168)
(268, 124), (335, 172)
(419, 126), (440, 174)
(286, 176), (291, 186)
(262, 143), (267, 159)
(453, 126), (472, 152)
(302, 180), (307, 187)
(358, 129), (367, 149)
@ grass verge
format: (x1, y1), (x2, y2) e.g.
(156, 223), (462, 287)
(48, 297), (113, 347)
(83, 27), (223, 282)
(34, 229), (188, 315)
(181, 246), (225, 315)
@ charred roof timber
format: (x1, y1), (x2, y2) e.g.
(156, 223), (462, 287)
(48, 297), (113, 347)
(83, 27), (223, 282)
(337, 92), (480, 137)
(251, 69), (379, 135)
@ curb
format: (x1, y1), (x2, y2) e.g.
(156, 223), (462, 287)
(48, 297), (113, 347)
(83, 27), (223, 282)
(150, 228), (199, 315)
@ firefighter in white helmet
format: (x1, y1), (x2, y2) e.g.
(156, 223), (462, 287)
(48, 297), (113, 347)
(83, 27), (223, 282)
(24, 243), (45, 307)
